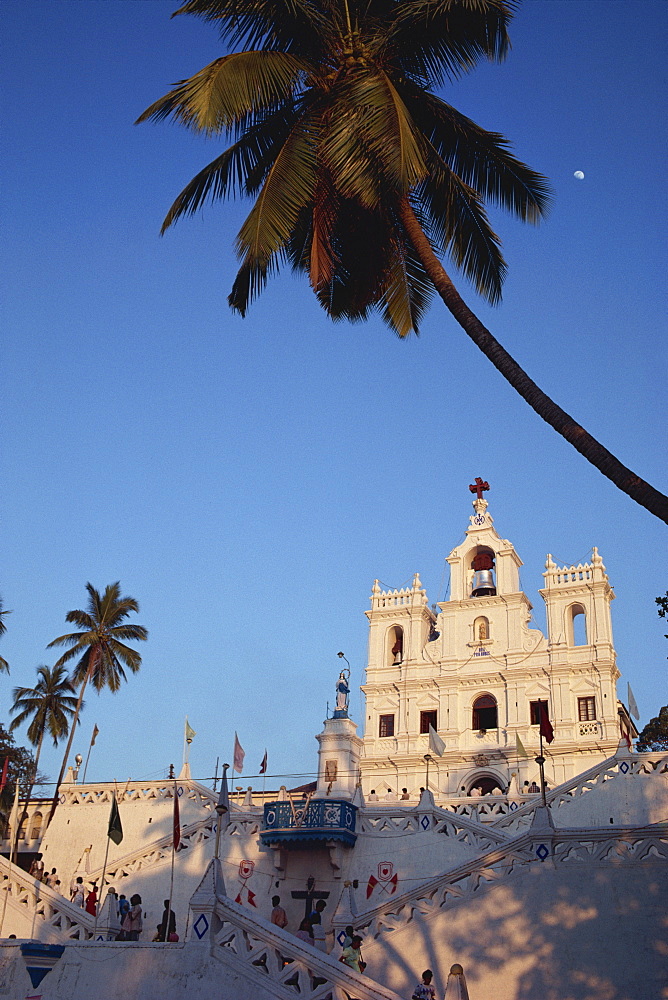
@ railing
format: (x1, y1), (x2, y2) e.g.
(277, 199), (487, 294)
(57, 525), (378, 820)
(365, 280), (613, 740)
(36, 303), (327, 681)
(84, 808), (260, 888)
(369, 574), (428, 611)
(359, 805), (509, 852)
(58, 778), (216, 812)
(0, 855), (94, 941)
(542, 548), (606, 588)
(261, 800), (357, 846)
(493, 749), (668, 832)
(211, 892), (402, 1000)
(351, 825), (668, 944)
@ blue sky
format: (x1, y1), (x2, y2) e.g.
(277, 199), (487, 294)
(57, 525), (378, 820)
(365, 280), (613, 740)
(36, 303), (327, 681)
(2, 1), (666, 790)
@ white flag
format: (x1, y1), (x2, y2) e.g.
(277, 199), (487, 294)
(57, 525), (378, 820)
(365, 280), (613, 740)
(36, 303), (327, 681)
(627, 683), (639, 721)
(8, 781), (20, 844)
(429, 725), (445, 757)
(233, 732), (245, 773)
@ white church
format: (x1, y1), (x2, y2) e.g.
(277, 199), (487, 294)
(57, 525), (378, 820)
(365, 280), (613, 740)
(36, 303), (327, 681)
(0, 490), (665, 1000)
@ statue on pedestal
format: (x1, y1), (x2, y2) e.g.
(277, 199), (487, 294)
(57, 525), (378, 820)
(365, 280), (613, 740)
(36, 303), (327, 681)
(335, 671), (349, 715)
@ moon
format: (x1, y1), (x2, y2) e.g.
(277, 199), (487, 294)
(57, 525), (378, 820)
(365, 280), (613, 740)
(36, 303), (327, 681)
(574, 170), (585, 180)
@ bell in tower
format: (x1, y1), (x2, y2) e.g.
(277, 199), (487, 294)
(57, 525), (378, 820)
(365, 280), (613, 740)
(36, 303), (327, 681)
(471, 549), (496, 597)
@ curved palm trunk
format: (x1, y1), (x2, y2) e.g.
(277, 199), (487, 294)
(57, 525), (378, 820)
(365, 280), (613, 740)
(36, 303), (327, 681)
(46, 673), (90, 827)
(14, 730), (44, 859)
(399, 198), (668, 524)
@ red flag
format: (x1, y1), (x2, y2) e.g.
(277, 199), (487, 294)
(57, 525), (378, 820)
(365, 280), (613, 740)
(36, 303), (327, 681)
(259, 750), (267, 775)
(366, 875), (378, 899)
(539, 702), (554, 744)
(233, 733), (245, 774)
(0, 757), (8, 793)
(173, 784), (181, 851)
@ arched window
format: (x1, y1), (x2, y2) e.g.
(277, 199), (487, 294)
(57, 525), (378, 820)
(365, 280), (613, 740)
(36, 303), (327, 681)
(473, 616), (490, 641)
(568, 604), (588, 646)
(29, 812), (42, 840)
(467, 775), (504, 795)
(387, 625), (404, 665)
(472, 694), (498, 731)
(18, 815), (28, 840)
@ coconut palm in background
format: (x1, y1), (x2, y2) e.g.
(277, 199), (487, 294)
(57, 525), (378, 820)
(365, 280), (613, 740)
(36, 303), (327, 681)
(0, 596), (11, 674)
(138, 0), (667, 522)
(9, 665), (78, 846)
(46, 582), (148, 822)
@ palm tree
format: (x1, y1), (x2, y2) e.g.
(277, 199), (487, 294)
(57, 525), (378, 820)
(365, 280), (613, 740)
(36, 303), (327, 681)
(137, 0), (667, 523)
(46, 582), (148, 822)
(0, 595), (11, 673)
(9, 665), (78, 846)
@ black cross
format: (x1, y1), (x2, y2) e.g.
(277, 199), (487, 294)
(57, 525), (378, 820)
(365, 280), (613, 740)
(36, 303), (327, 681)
(291, 886), (330, 922)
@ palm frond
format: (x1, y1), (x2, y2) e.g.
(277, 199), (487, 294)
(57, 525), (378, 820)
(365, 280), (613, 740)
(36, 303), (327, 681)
(172, 0), (332, 60)
(136, 51), (307, 134)
(308, 171), (339, 291)
(324, 71), (427, 194)
(10, 665), (78, 749)
(405, 87), (551, 222)
(416, 165), (506, 303)
(61, 610), (96, 631)
(0, 597), (10, 638)
(389, 0), (514, 85)
(160, 106), (302, 231)
(314, 203), (393, 321)
(379, 234), (434, 336)
(230, 115), (317, 312)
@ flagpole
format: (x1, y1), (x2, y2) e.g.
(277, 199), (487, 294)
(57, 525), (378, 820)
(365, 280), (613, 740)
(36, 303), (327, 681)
(214, 764), (229, 860)
(536, 728), (547, 809)
(0, 782), (19, 937)
(167, 780), (177, 943)
(82, 725), (98, 785)
(183, 718), (188, 772)
(94, 829), (111, 938)
(232, 733), (242, 805)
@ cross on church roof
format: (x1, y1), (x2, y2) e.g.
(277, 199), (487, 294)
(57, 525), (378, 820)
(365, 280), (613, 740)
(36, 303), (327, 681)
(469, 477), (490, 500)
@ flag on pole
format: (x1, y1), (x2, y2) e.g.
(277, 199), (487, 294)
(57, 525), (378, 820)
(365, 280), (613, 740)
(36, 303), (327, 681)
(216, 764), (230, 831)
(627, 683), (640, 721)
(516, 733), (529, 758)
(90, 725), (99, 747)
(107, 792), (124, 845)
(233, 733), (245, 773)
(259, 750), (268, 775)
(428, 725), (445, 757)
(539, 703), (554, 744)
(8, 781), (20, 841)
(0, 757), (8, 793)
(173, 784), (181, 851)
(185, 718), (196, 744)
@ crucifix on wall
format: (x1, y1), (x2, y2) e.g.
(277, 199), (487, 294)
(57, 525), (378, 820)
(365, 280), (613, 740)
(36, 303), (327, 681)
(291, 876), (330, 922)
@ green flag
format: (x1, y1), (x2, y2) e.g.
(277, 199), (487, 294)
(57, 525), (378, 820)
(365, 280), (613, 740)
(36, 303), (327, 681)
(108, 793), (123, 845)
(185, 717), (196, 744)
(516, 733), (529, 758)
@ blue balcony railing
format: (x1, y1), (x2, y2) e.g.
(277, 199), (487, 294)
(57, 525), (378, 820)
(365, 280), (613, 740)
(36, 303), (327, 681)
(260, 798), (357, 848)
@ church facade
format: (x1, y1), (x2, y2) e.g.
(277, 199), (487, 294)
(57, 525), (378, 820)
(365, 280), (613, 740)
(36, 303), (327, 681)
(359, 490), (636, 803)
